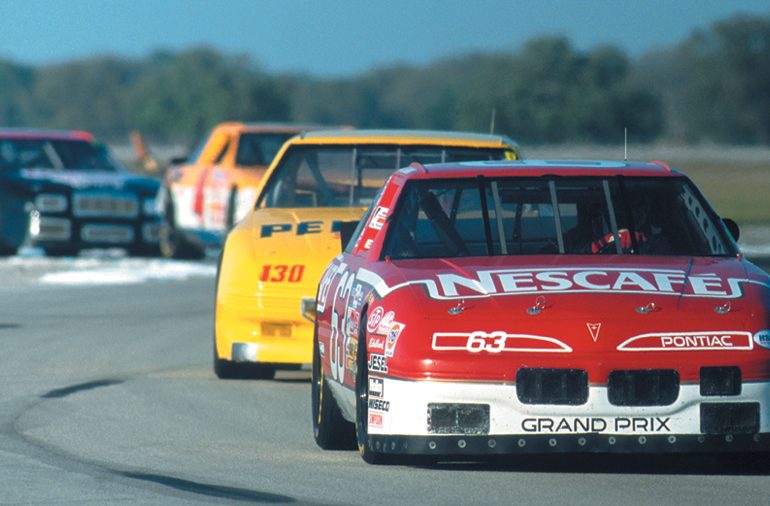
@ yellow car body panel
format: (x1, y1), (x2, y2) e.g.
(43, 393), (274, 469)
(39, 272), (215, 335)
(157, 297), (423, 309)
(216, 207), (365, 364)
(214, 129), (521, 372)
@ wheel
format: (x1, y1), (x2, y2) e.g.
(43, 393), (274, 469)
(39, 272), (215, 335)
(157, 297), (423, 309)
(213, 354), (237, 379)
(159, 194), (204, 260)
(212, 347), (275, 379)
(0, 244), (17, 256)
(128, 244), (161, 257)
(43, 246), (79, 257)
(312, 328), (355, 449)
(355, 312), (389, 464)
(225, 187), (238, 230)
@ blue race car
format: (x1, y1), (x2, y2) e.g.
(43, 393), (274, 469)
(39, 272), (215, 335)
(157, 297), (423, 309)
(0, 128), (161, 256)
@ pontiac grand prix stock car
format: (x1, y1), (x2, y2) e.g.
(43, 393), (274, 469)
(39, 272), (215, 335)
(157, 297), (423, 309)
(158, 122), (336, 259)
(214, 129), (520, 379)
(311, 159), (770, 464)
(0, 128), (161, 257)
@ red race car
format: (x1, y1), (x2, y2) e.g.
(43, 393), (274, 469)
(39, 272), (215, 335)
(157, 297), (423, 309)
(311, 159), (770, 464)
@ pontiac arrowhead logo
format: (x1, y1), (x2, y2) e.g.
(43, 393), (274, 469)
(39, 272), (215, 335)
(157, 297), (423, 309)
(587, 323), (602, 342)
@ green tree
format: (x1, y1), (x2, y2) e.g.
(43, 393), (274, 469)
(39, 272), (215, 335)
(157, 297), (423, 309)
(125, 48), (289, 143)
(635, 14), (770, 143)
(26, 57), (140, 138)
(0, 60), (34, 127)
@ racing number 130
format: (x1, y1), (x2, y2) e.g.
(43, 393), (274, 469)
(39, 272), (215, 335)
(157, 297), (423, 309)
(259, 264), (304, 282)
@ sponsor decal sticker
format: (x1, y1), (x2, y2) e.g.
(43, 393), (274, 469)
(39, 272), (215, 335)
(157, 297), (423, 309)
(368, 377), (384, 398)
(375, 311), (395, 334)
(521, 416), (671, 434)
(368, 353), (388, 373)
(753, 330), (770, 349)
(385, 322), (405, 357)
(618, 331), (753, 351)
(20, 169), (127, 189)
(369, 412), (383, 428)
(367, 307), (384, 333)
(345, 308), (361, 339)
(369, 267), (758, 300)
(351, 283), (365, 310)
(259, 220), (343, 237)
(586, 323), (601, 342)
(368, 398), (390, 411)
(368, 206), (388, 230)
(368, 335), (386, 352)
(432, 331), (572, 353)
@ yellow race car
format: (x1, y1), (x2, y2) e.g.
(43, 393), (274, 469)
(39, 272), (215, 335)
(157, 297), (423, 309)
(214, 129), (521, 378)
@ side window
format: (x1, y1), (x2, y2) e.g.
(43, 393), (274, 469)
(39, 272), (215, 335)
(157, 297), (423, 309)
(344, 203), (375, 254)
(383, 180), (487, 259)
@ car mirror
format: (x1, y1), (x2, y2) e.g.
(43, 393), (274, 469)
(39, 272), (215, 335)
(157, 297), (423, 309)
(723, 218), (740, 242)
(339, 220), (360, 252)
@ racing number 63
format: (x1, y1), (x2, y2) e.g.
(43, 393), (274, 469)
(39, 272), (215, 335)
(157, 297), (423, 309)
(329, 271), (356, 381)
(466, 331), (507, 353)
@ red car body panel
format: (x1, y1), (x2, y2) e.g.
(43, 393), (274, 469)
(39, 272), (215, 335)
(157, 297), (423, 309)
(314, 160), (770, 459)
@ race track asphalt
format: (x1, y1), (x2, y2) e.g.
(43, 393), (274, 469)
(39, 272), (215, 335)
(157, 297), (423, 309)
(1, 256), (769, 505)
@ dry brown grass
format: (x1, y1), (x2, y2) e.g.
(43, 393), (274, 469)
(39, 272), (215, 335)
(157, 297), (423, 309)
(526, 145), (770, 225)
(670, 159), (770, 225)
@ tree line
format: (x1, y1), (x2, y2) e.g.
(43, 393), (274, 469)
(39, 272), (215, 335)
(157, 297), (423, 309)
(1, 14), (768, 147)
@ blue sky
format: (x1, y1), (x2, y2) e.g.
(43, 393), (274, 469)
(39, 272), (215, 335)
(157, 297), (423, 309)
(1, 0), (768, 76)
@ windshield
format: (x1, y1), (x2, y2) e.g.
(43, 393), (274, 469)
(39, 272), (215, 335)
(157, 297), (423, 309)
(0, 138), (122, 172)
(259, 144), (509, 209)
(235, 132), (294, 166)
(382, 176), (735, 259)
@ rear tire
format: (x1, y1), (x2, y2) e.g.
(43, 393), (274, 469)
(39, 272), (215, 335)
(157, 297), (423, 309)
(159, 194), (205, 260)
(213, 355), (237, 379)
(226, 187), (238, 230)
(128, 244), (161, 257)
(0, 244), (17, 256)
(213, 355), (275, 380)
(356, 312), (389, 464)
(43, 246), (79, 257)
(312, 328), (355, 449)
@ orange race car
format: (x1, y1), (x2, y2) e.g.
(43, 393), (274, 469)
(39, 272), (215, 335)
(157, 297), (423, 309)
(158, 122), (335, 258)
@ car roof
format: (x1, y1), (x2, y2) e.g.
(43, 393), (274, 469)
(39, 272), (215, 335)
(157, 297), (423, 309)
(287, 129), (517, 148)
(214, 121), (345, 134)
(404, 159), (683, 178)
(0, 128), (95, 142)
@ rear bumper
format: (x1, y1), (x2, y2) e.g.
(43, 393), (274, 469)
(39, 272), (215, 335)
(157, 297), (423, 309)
(215, 282), (316, 365)
(217, 337), (313, 366)
(365, 432), (770, 456)
(215, 312), (314, 365)
(30, 213), (161, 250)
(363, 376), (770, 455)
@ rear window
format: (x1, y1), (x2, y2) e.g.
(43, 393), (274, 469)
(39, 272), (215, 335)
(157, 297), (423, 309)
(0, 138), (121, 171)
(258, 144), (508, 209)
(382, 176), (735, 259)
(235, 132), (295, 166)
